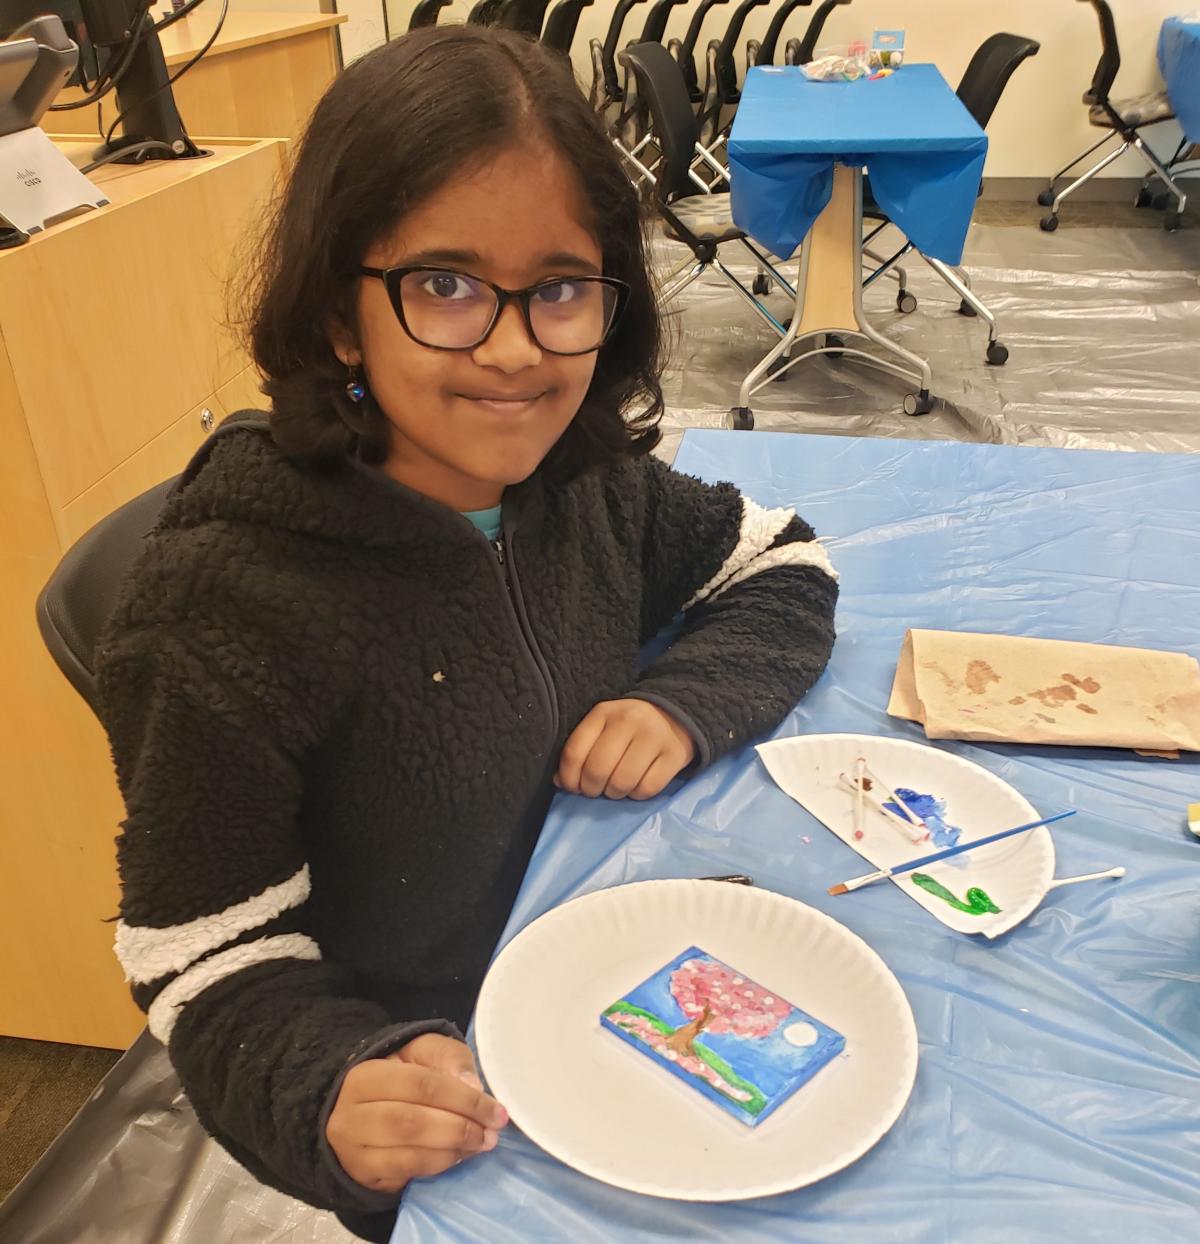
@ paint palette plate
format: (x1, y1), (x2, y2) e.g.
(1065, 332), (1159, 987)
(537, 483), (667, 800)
(757, 733), (1056, 937)
(475, 879), (917, 1201)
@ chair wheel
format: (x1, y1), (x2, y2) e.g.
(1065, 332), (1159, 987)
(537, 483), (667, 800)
(727, 407), (754, 431)
(903, 389), (935, 416)
(1134, 187), (1153, 208)
(1164, 211), (1183, 232)
(824, 333), (845, 358)
(1040, 213), (1059, 232)
(896, 290), (918, 314)
(1037, 188), (1055, 207)
(1152, 191), (1172, 211)
(752, 274), (770, 295)
(958, 298), (978, 318)
(986, 340), (1009, 366)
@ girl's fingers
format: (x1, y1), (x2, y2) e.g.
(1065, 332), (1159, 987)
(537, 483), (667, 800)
(344, 1101), (495, 1153)
(353, 1144), (487, 1194)
(630, 752), (686, 801)
(555, 707), (608, 792)
(603, 739), (659, 800)
(577, 723), (634, 798)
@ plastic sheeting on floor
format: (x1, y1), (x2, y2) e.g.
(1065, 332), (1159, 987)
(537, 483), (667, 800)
(655, 219), (1200, 462)
(2, 222), (1198, 1244)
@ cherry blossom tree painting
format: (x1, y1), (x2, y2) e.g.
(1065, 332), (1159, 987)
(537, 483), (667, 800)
(601, 947), (845, 1127)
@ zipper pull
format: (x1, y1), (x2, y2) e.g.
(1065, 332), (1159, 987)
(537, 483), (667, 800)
(492, 537), (506, 566)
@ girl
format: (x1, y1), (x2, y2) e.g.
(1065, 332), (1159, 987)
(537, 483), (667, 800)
(96, 25), (837, 1243)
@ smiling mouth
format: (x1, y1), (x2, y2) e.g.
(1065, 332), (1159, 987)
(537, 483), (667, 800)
(459, 392), (546, 411)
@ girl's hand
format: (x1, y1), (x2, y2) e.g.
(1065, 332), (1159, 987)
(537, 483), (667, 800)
(325, 1033), (508, 1195)
(555, 699), (695, 800)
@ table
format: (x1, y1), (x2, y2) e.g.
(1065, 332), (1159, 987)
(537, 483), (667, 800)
(52, 12), (346, 141)
(726, 65), (988, 425)
(393, 430), (1200, 1244)
(0, 136), (284, 1047)
(1159, 15), (1200, 144)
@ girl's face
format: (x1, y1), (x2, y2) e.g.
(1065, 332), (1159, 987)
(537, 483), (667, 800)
(342, 140), (605, 512)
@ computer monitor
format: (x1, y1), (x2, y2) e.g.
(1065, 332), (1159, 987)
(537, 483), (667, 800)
(0, 1), (201, 162)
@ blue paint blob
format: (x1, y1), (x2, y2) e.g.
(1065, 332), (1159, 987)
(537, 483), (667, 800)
(884, 788), (969, 868)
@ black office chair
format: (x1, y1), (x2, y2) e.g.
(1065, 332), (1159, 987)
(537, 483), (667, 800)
(783, 0), (849, 66)
(611, 0), (691, 157)
(497, 0), (554, 35)
(408, 0), (452, 29)
(1038, 0), (1186, 232)
(619, 42), (794, 325)
(541, 0), (594, 55)
(588, 0), (650, 108)
(467, 0), (506, 25)
(746, 0), (812, 69)
(670, 0), (731, 103)
(862, 32), (1040, 366)
(696, 0), (767, 147)
(35, 478), (177, 715)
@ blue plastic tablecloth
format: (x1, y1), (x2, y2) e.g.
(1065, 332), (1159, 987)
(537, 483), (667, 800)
(727, 64), (987, 266)
(393, 431), (1200, 1244)
(1159, 15), (1200, 142)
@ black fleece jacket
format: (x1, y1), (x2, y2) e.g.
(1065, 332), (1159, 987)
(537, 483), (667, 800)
(95, 415), (837, 1238)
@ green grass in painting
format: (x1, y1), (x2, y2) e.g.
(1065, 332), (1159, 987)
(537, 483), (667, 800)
(603, 1001), (769, 1116)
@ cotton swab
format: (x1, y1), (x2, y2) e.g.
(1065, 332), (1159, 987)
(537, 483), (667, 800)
(1046, 867), (1125, 890)
(838, 772), (927, 843)
(853, 756), (866, 841)
(860, 762), (926, 832)
(827, 811), (1077, 895)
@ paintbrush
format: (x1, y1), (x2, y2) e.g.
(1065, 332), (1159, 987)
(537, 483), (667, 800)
(827, 811), (1077, 895)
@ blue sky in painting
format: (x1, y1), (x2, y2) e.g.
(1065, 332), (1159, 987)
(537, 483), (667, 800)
(612, 947), (844, 1100)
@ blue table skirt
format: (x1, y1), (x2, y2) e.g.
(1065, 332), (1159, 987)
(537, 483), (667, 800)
(1159, 16), (1200, 143)
(393, 431), (1200, 1243)
(728, 64), (987, 265)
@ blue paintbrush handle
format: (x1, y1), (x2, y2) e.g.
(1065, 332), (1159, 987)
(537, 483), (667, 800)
(889, 811), (1076, 876)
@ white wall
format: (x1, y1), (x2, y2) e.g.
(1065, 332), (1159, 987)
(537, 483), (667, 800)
(373, 0), (1187, 178)
(227, 0), (388, 63)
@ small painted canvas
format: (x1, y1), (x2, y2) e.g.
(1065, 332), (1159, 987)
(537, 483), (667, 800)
(601, 947), (845, 1126)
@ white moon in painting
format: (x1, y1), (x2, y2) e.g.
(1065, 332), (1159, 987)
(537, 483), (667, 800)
(783, 1022), (818, 1047)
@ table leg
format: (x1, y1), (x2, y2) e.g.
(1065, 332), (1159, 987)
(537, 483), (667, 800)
(732, 165), (935, 425)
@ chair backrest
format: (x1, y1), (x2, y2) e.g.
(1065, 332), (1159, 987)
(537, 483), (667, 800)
(755, 0), (812, 69)
(498, 0), (553, 35)
(619, 41), (699, 201)
(467, 0), (505, 25)
(1080, 0), (1119, 106)
(677, 0), (731, 100)
(408, 0), (452, 29)
(715, 0), (769, 101)
(638, 0), (688, 46)
(602, 0), (651, 100)
(795, 0), (849, 65)
(542, 0), (593, 53)
(35, 477), (177, 716)
(955, 32), (1040, 129)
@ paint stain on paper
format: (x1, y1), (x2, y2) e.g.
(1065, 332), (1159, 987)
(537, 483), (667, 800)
(965, 660), (1000, 695)
(1062, 673), (1101, 694)
(922, 661), (958, 691)
(1009, 696), (1026, 706)
(1076, 703), (1098, 715)
(1036, 713), (1056, 723)
(910, 873), (1001, 916)
(1029, 684), (1076, 706)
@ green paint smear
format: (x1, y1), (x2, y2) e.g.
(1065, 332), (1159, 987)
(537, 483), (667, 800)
(603, 1001), (769, 1115)
(910, 872), (1001, 916)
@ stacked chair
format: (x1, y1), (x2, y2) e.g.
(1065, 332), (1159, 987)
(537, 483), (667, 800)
(1038, 0), (1187, 232)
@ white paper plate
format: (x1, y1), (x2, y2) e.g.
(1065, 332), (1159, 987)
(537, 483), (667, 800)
(475, 879), (917, 1201)
(757, 733), (1056, 938)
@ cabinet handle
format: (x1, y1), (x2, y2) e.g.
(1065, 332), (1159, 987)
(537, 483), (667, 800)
(200, 407), (215, 433)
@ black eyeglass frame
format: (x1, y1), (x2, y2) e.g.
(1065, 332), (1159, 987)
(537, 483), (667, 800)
(359, 266), (631, 356)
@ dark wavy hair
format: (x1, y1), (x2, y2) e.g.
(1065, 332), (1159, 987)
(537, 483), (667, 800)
(243, 25), (663, 478)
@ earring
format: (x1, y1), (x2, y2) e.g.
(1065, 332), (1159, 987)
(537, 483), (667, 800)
(345, 362), (366, 403)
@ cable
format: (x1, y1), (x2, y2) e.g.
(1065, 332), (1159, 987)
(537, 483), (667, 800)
(80, 140), (176, 173)
(49, 0), (156, 111)
(103, 0), (226, 148)
(154, 0), (210, 33)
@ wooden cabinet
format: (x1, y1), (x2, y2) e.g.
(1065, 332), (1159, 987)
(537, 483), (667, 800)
(0, 137), (287, 1048)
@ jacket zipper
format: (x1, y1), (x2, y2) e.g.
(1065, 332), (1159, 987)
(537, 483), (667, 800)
(489, 531), (560, 749)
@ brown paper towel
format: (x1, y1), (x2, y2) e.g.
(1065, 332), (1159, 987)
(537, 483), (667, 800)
(887, 630), (1200, 753)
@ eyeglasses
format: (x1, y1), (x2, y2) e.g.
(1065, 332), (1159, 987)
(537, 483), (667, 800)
(359, 266), (629, 356)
